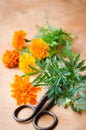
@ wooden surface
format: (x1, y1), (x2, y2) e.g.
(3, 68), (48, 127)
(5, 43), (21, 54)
(0, 0), (86, 130)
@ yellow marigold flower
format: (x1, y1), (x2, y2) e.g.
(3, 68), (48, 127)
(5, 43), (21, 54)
(10, 75), (41, 105)
(2, 50), (19, 68)
(12, 30), (26, 49)
(19, 53), (35, 73)
(29, 38), (49, 59)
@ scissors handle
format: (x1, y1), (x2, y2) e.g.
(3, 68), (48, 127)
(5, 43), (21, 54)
(13, 94), (58, 130)
(33, 110), (58, 130)
(13, 104), (35, 122)
(13, 94), (48, 122)
(33, 97), (58, 130)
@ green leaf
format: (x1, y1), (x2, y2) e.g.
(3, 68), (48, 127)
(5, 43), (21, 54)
(74, 97), (86, 104)
(46, 88), (55, 99)
(76, 60), (85, 68)
(19, 48), (30, 56)
(29, 65), (40, 72)
(62, 59), (71, 68)
(74, 54), (80, 65)
(65, 41), (73, 63)
(32, 73), (42, 84)
(26, 71), (40, 76)
(71, 103), (80, 112)
(77, 105), (86, 111)
(80, 66), (86, 71)
(72, 86), (85, 97)
(79, 91), (85, 97)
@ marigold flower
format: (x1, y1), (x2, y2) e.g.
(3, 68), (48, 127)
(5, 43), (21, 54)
(29, 38), (49, 59)
(2, 50), (19, 68)
(12, 30), (26, 49)
(10, 75), (41, 105)
(19, 53), (36, 73)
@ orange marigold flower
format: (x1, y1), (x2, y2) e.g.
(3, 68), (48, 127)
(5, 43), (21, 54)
(12, 30), (26, 49)
(29, 38), (49, 59)
(19, 53), (36, 73)
(10, 75), (41, 105)
(2, 50), (19, 68)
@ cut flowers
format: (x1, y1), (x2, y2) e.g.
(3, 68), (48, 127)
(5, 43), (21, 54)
(2, 21), (86, 112)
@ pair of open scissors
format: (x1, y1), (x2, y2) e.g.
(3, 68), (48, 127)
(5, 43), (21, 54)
(13, 94), (58, 130)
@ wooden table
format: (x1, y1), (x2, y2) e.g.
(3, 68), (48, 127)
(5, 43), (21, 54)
(0, 0), (86, 130)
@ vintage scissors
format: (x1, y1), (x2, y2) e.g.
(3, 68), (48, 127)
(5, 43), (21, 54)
(13, 94), (58, 130)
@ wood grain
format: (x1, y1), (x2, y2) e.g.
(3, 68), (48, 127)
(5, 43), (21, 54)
(0, 0), (86, 130)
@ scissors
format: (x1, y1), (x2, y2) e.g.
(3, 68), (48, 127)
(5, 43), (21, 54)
(13, 94), (58, 130)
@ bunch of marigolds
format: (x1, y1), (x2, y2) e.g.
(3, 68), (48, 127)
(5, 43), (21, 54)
(2, 24), (86, 112)
(2, 30), (50, 105)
